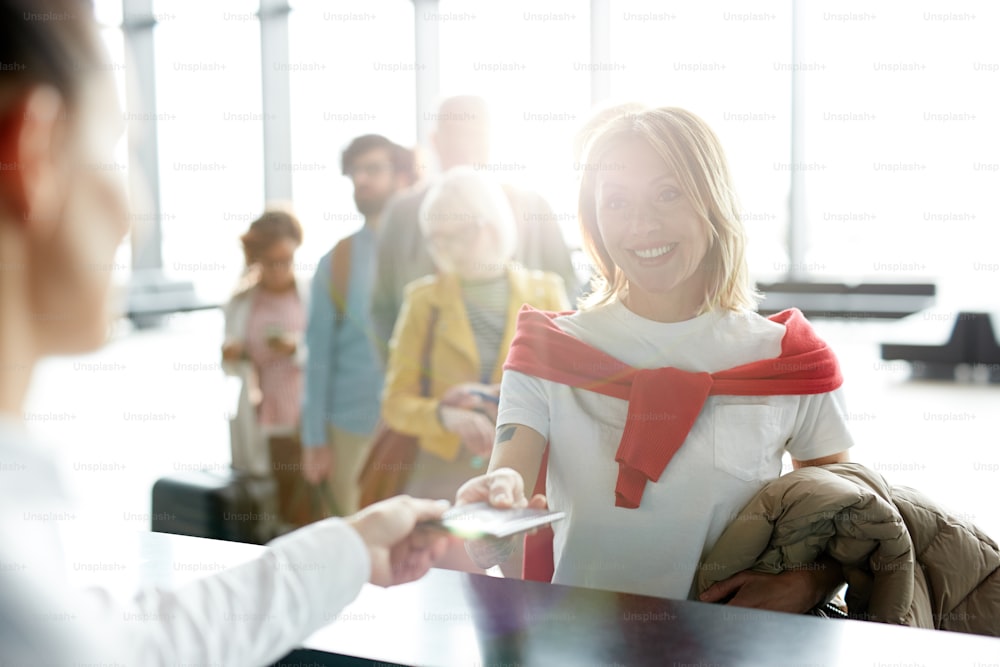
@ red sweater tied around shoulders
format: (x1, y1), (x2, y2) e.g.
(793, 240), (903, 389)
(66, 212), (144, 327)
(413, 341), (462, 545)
(501, 305), (843, 582)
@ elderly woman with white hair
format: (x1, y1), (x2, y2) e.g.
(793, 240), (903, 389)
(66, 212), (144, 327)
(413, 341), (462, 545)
(380, 167), (570, 571)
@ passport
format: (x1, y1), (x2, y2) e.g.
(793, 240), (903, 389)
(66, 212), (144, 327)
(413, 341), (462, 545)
(424, 502), (565, 539)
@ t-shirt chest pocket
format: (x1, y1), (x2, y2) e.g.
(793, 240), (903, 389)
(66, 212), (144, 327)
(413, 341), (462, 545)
(713, 403), (785, 482)
(568, 388), (627, 454)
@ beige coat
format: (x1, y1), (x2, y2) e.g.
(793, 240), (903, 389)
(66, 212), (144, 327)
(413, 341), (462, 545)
(696, 463), (1000, 636)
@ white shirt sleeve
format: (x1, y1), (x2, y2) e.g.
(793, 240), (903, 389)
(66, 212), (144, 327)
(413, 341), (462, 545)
(785, 387), (856, 462)
(1, 422), (372, 667)
(497, 369), (551, 438)
(95, 519), (370, 667)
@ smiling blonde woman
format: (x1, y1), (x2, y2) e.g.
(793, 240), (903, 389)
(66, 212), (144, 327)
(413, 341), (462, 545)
(458, 105), (854, 613)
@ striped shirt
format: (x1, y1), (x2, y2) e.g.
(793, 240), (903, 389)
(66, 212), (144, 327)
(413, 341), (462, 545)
(460, 276), (510, 382)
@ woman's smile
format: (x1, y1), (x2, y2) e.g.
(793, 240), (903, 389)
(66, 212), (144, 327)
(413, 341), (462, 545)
(630, 242), (679, 263)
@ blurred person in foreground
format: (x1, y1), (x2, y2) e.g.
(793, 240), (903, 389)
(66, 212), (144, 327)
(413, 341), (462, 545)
(0, 2), (453, 665)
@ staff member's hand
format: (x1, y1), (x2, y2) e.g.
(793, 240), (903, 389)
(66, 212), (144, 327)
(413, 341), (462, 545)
(346, 496), (456, 586)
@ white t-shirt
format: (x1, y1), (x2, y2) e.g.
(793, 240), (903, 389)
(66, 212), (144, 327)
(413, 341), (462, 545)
(498, 299), (854, 600)
(0, 416), (370, 667)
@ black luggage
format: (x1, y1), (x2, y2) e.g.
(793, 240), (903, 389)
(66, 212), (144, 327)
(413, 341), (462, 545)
(151, 469), (283, 544)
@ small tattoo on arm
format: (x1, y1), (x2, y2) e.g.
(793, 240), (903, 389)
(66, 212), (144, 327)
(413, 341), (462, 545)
(495, 425), (518, 446)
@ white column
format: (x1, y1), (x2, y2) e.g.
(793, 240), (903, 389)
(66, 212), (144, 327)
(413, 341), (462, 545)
(590, 0), (611, 105)
(413, 0), (441, 145)
(259, 0), (293, 202)
(121, 0), (163, 271)
(787, 0), (808, 281)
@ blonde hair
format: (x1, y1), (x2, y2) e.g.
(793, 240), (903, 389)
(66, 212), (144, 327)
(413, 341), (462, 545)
(419, 166), (517, 265)
(575, 105), (760, 313)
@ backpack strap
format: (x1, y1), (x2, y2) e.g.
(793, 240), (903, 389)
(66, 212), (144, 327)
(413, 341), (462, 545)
(329, 235), (353, 321)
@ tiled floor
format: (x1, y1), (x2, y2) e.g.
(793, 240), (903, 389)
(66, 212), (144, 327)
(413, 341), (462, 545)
(21, 308), (1000, 543)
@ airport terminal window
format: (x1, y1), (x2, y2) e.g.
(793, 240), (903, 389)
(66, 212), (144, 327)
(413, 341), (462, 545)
(93, 0), (132, 284)
(608, 0), (793, 284)
(796, 2), (999, 308)
(287, 0), (417, 269)
(107, 0), (999, 304)
(437, 0), (592, 251)
(152, 0), (265, 299)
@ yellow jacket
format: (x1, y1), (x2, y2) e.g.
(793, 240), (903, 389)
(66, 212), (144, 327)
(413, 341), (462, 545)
(382, 269), (570, 461)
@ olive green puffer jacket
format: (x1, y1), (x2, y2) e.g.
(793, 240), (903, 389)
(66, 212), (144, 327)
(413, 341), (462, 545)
(696, 463), (1000, 636)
